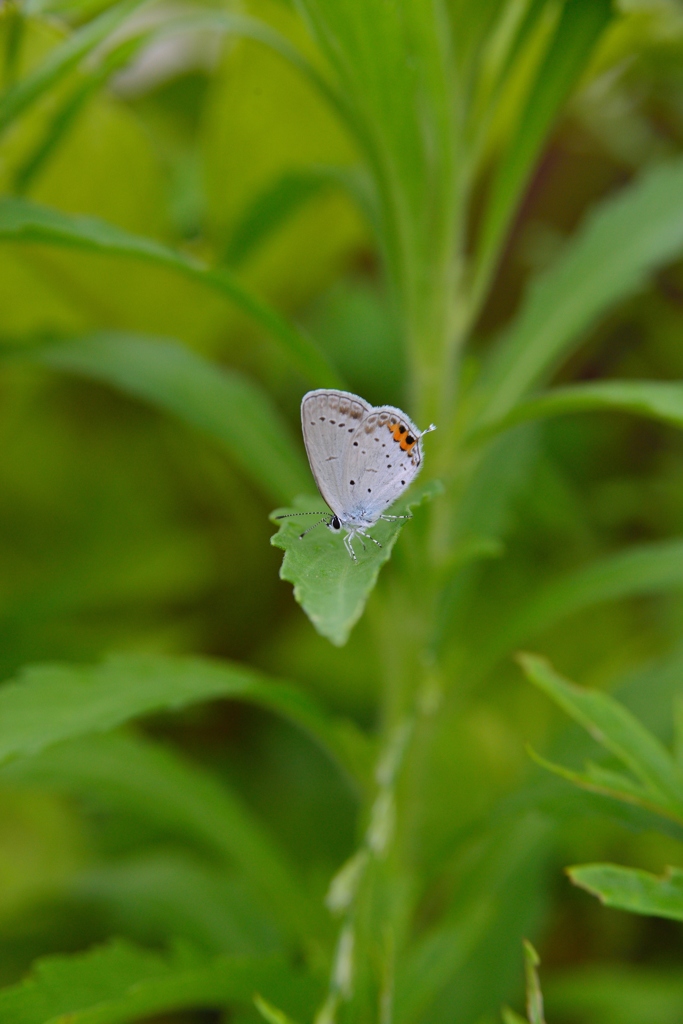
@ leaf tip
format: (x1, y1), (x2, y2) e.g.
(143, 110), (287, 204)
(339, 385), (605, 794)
(515, 651), (548, 675)
(522, 938), (540, 967)
(565, 864), (603, 901)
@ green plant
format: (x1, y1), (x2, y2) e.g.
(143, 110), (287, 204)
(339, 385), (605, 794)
(523, 653), (683, 922)
(502, 941), (546, 1024)
(1, 0), (683, 1021)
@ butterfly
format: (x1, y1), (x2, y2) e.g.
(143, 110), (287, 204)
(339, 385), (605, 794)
(277, 389), (436, 560)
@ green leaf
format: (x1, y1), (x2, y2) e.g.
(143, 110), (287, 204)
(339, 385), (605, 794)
(472, 0), (612, 310)
(0, 0), (146, 136)
(296, 0), (459, 397)
(0, 197), (340, 386)
(5, 331), (309, 505)
(271, 480), (442, 647)
(2, 730), (324, 942)
(224, 168), (335, 267)
(70, 852), (280, 955)
(171, 9), (351, 140)
(527, 747), (678, 823)
(0, 652), (371, 790)
(522, 940), (546, 1024)
(482, 539), (683, 672)
(502, 1010), (530, 1024)
(0, 4), (346, 152)
(477, 157), (683, 425)
(0, 940), (316, 1024)
(568, 863), (683, 922)
(470, 380), (683, 445)
(396, 812), (552, 1024)
(221, 162), (375, 268)
(11, 12), (188, 194)
(520, 654), (683, 815)
(12, 73), (100, 195)
(504, 645), (683, 842)
(254, 993), (301, 1024)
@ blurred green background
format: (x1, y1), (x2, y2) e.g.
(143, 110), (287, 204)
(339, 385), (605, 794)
(2, 1), (683, 1022)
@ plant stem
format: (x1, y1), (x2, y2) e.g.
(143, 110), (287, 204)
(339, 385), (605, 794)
(316, 712), (415, 1024)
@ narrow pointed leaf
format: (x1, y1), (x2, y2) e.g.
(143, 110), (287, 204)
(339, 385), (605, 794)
(569, 864), (683, 922)
(295, 0), (458, 358)
(473, 0), (612, 308)
(0, 652), (371, 789)
(254, 993), (301, 1024)
(224, 169), (335, 267)
(520, 654), (683, 812)
(537, 749), (683, 824)
(471, 380), (683, 444)
(523, 941), (546, 1024)
(271, 480), (442, 646)
(478, 157), (683, 424)
(484, 539), (683, 671)
(222, 164), (375, 266)
(527, 747), (663, 812)
(502, 1010), (529, 1024)
(0, 0), (145, 135)
(0, 198), (340, 386)
(6, 331), (309, 504)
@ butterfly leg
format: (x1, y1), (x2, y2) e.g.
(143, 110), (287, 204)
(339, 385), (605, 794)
(359, 528), (382, 549)
(379, 513), (412, 522)
(343, 532), (359, 562)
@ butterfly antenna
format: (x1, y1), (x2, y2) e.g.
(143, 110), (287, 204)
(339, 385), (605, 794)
(299, 518), (329, 539)
(274, 511), (328, 520)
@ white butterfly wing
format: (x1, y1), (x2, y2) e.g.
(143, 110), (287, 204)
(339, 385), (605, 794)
(301, 389), (370, 515)
(338, 405), (424, 522)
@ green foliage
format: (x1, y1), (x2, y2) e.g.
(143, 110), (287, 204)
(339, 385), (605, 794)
(6, 331), (310, 503)
(522, 940), (546, 1024)
(472, 0), (613, 307)
(524, 654), (683, 928)
(474, 155), (683, 426)
(2, 729), (326, 943)
(271, 481), (442, 645)
(0, 652), (369, 786)
(502, 941), (546, 1024)
(477, 380), (683, 440)
(0, 0), (146, 133)
(521, 653), (683, 818)
(568, 864), (683, 921)
(0, 198), (338, 384)
(2, 0), (683, 1021)
(0, 940), (316, 1023)
(255, 993), (302, 1024)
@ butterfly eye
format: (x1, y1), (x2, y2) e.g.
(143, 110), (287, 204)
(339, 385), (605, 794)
(331, 516), (341, 531)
